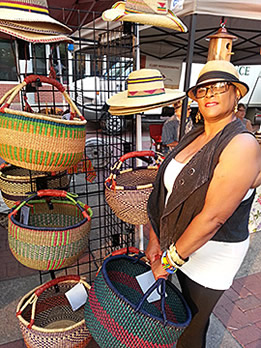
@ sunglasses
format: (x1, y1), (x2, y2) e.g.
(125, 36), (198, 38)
(194, 82), (232, 99)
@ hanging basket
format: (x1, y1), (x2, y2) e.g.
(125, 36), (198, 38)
(84, 247), (191, 348)
(0, 75), (87, 172)
(8, 189), (93, 271)
(17, 275), (92, 348)
(105, 151), (163, 225)
(0, 163), (70, 208)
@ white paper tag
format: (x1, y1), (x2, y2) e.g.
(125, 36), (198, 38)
(171, 0), (184, 11)
(136, 270), (167, 303)
(65, 283), (88, 311)
(20, 205), (30, 225)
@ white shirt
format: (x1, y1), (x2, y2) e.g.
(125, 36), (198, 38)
(164, 158), (251, 290)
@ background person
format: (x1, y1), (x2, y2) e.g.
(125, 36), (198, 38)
(146, 60), (261, 348)
(161, 100), (193, 149)
(235, 103), (253, 132)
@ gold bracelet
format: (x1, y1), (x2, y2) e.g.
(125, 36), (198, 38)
(169, 244), (188, 267)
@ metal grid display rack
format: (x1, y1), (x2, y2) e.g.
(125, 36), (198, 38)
(10, 7), (137, 284)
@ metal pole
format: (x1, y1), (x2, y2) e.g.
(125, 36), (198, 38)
(179, 14), (197, 140)
(133, 23), (144, 250)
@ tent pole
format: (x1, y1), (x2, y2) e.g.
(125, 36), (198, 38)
(133, 23), (144, 251)
(180, 14), (197, 140)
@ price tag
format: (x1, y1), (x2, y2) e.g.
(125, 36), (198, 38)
(136, 270), (167, 303)
(65, 283), (88, 311)
(20, 206), (30, 225)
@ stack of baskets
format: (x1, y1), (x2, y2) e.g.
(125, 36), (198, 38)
(105, 150), (163, 225)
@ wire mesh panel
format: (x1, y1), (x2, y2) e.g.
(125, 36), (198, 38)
(4, 7), (137, 284)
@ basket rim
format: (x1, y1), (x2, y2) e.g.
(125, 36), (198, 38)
(105, 166), (158, 191)
(0, 165), (68, 180)
(16, 279), (90, 333)
(101, 254), (192, 328)
(1, 108), (87, 126)
(9, 200), (90, 231)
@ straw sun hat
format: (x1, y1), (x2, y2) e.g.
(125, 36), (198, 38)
(0, 0), (71, 33)
(0, 24), (74, 43)
(107, 69), (185, 110)
(187, 60), (249, 101)
(102, 0), (187, 32)
(0, 0), (73, 43)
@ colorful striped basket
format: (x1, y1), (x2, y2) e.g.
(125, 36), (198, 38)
(84, 247), (191, 348)
(0, 163), (70, 208)
(17, 275), (92, 348)
(0, 75), (87, 172)
(105, 151), (163, 225)
(8, 189), (93, 271)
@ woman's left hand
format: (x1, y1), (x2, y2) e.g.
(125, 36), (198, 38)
(151, 258), (168, 280)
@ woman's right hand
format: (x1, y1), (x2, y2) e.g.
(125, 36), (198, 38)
(145, 225), (162, 263)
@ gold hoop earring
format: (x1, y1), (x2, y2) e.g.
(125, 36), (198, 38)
(195, 110), (201, 123)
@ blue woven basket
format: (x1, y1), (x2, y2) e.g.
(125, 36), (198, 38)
(84, 247), (191, 348)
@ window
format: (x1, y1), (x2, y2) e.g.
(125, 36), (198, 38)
(0, 40), (17, 81)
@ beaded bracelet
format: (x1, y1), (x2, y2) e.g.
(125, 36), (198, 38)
(161, 250), (177, 274)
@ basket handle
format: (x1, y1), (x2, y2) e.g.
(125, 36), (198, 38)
(135, 278), (167, 326)
(16, 275), (82, 329)
(34, 275), (81, 297)
(9, 189), (93, 221)
(119, 151), (156, 163)
(0, 75), (85, 121)
(111, 246), (140, 256)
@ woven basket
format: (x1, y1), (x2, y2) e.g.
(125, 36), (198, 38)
(0, 163), (70, 208)
(84, 247), (191, 348)
(105, 151), (163, 225)
(8, 189), (93, 271)
(17, 275), (92, 348)
(0, 75), (87, 172)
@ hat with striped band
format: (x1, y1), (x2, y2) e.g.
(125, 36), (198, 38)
(102, 0), (187, 32)
(107, 68), (185, 107)
(0, 0), (71, 34)
(0, 24), (74, 43)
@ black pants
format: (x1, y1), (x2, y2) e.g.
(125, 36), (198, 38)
(176, 270), (225, 348)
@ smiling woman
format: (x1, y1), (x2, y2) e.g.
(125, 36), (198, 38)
(146, 59), (261, 348)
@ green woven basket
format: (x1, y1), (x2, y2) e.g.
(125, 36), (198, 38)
(84, 247), (191, 348)
(0, 75), (87, 172)
(8, 189), (93, 271)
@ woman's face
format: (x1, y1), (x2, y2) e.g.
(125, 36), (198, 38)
(195, 81), (237, 122)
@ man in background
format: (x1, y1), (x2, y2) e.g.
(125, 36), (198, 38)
(162, 100), (193, 149)
(235, 103), (253, 132)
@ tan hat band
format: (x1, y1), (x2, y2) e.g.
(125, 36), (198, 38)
(0, 1), (49, 15)
(197, 71), (239, 84)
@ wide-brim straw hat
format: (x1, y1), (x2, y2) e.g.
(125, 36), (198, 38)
(107, 68), (185, 108)
(187, 60), (249, 101)
(109, 95), (186, 115)
(0, 0), (71, 34)
(0, 19), (63, 35)
(0, 24), (74, 43)
(102, 1), (187, 32)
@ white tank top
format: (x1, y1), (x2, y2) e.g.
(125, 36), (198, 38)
(164, 158), (251, 290)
